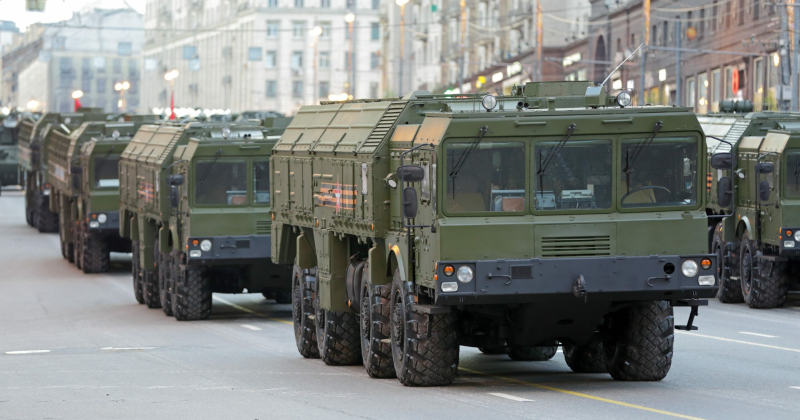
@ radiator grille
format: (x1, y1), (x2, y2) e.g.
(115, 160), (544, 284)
(256, 220), (271, 235)
(540, 235), (611, 258)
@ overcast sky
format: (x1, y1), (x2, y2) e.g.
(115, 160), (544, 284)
(0, 0), (146, 32)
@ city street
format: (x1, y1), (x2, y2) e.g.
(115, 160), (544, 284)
(1, 190), (799, 420)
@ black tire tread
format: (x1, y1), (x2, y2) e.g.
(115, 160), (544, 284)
(507, 346), (557, 361)
(605, 301), (673, 381)
(132, 241), (145, 304)
(292, 266), (319, 358)
(174, 266), (212, 321)
(714, 225), (743, 303)
(159, 252), (174, 316)
(746, 260), (789, 308)
(317, 305), (362, 366)
(360, 283), (396, 378)
(82, 232), (110, 273)
(564, 338), (607, 373)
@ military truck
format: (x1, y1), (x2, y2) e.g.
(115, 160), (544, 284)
(701, 104), (800, 308)
(0, 112), (23, 193)
(119, 121), (292, 320)
(17, 108), (117, 231)
(271, 82), (719, 386)
(45, 117), (158, 271)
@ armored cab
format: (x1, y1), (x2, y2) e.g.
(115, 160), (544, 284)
(702, 109), (800, 308)
(0, 112), (24, 192)
(272, 82), (719, 386)
(119, 121), (292, 320)
(17, 108), (117, 232)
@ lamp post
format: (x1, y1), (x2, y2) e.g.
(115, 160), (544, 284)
(396, 0), (409, 96)
(164, 69), (179, 119)
(71, 90), (83, 111)
(114, 81), (130, 112)
(345, 12), (355, 98)
(309, 25), (323, 104)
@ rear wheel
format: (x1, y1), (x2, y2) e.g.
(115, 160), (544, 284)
(292, 265), (319, 358)
(742, 257), (788, 309)
(74, 223), (83, 270)
(360, 279), (395, 378)
(159, 251), (174, 316)
(478, 346), (506, 355)
(82, 232), (110, 273)
(315, 274), (361, 366)
(35, 193), (58, 233)
(131, 241), (145, 304)
(563, 337), (607, 373)
(604, 301), (674, 381)
(714, 225), (742, 303)
(506, 345), (557, 361)
(173, 266), (212, 321)
(390, 269), (459, 386)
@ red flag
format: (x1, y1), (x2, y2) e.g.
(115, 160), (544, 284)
(74, 98), (82, 111)
(169, 90), (176, 120)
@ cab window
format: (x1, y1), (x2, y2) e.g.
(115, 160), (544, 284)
(785, 151), (800, 199)
(534, 140), (612, 210)
(253, 160), (270, 204)
(620, 138), (697, 208)
(194, 159), (247, 205)
(94, 155), (120, 188)
(445, 141), (526, 213)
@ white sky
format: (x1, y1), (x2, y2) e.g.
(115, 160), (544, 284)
(0, 0), (146, 32)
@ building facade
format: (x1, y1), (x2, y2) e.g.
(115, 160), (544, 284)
(141, 0), (382, 117)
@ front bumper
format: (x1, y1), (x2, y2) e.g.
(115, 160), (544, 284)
(86, 211), (121, 233)
(187, 235), (271, 265)
(435, 254), (717, 306)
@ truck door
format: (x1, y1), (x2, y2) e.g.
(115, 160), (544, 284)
(412, 150), (438, 288)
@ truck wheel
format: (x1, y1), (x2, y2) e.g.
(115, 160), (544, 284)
(74, 224), (83, 270)
(604, 301), (673, 381)
(743, 263), (788, 309)
(314, 273), (361, 366)
(173, 266), (212, 321)
(82, 232), (110, 273)
(65, 241), (74, 263)
(25, 196), (34, 226)
(390, 269), (459, 386)
(506, 345), (557, 361)
(563, 337), (607, 373)
(292, 266), (319, 358)
(35, 193), (58, 233)
(360, 281), (396, 378)
(714, 226), (743, 303)
(478, 346), (506, 355)
(159, 251), (174, 316)
(143, 270), (161, 308)
(131, 241), (145, 304)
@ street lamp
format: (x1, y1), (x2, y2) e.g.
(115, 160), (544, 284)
(115, 81), (130, 112)
(26, 100), (39, 111)
(71, 90), (83, 111)
(345, 12), (355, 98)
(310, 26), (323, 104)
(396, 0), (409, 96)
(164, 69), (179, 119)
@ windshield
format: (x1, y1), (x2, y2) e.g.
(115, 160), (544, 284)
(254, 160), (270, 204)
(620, 138), (697, 208)
(445, 141), (526, 213)
(93, 155), (120, 188)
(195, 159), (247, 205)
(786, 151), (800, 199)
(534, 140), (612, 210)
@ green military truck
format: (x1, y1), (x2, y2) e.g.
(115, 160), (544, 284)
(17, 108), (116, 231)
(271, 82), (719, 386)
(119, 121), (292, 320)
(701, 106), (800, 308)
(0, 112), (23, 194)
(45, 117), (158, 271)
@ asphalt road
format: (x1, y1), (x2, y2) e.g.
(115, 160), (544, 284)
(1, 190), (799, 420)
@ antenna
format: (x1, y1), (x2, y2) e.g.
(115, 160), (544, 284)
(600, 43), (643, 88)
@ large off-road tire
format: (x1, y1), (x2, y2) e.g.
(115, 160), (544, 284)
(170, 252), (181, 315)
(563, 337), (607, 373)
(604, 301), (674, 381)
(35, 193), (58, 233)
(159, 251), (174, 316)
(478, 346), (506, 355)
(360, 279), (396, 378)
(507, 345), (557, 361)
(714, 225), (743, 303)
(143, 270), (161, 308)
(25, 196), (34, 226)
(131, 241), (145, 304)
(390, 269), (459, 386)
(740, 232), (789, 308)
(292, 266), (319, 358)
(82, 232), (110, 273)
(73, 223), (83, 270)
(315, 273), (361, 366)
(173, 266), (212, 321)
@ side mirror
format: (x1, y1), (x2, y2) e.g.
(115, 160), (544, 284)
(169, 185), (180, 208)
(757, 162), (774, 174)
(710, 153), (733, 169)
(402, 187), (418, 219)
(718, 176), (732, 208)
(71, 172), (82, 191)
(397, 165), (425, 183)
(168, 174), (185, 186)
(759, 180), (771, 201)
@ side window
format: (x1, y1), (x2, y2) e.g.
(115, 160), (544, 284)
(786, 152), (800, 199)
(445, 141), (526, 213)
(254, 160), (270, 204)
(195, 159), (247, 205)
(420, 160), (431, 201)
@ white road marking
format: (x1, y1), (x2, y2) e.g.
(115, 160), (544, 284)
(677, 331), (800, 353)
(791, 387), (800, 390)
(100, 347), (155, 351)
(739, 332), (777, 338)
(4, 350), (50, 355)
(487, 393), (534, 402)
(241, 324), (262, 331)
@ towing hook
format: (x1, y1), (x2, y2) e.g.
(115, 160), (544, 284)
(646, 275), (671, 287)
(572, 275), (587, 301)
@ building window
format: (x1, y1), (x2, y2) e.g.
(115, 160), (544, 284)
(712, 69), (721, 112)
(697, 72), (708, 114)
(293, 81), (303, 98)
(183, 45), (197, 59)
(686, 77), (696, 109)
(248, 47), (263, 61)
(113, 58), (122, 74)
(711, 1), (718, 32)
(319, 81), (329, 98)
(97, 78), (107, 94)
(117, 42), (132, 56)
(266, 80), (277, 97)
(370, 52), (379, 69)
(321, 0), (330, 7)
(319, 22), (331, 38)
(754, 58), (764, 110)
(96, 97), (106, 110)
(81, 77), (91, 93)
(268, 0), (278, 7)
(295, 0), (303, 7)
(370, 82), (379, 98)
(725, 66), (734, 99)
(371, 23), (380, 40)
(738, 0), (745, 25)
(265, 51), (276, 68)
(319, 51), (330, 68)
(754, 0), (760, 20)
(372, 0), (379, 9)
(292, 51), (303, 69)
(94, 57), (106, 72)
(293, 21), (306, 38)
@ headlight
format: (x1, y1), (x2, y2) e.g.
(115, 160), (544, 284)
(784, 241), (795, 248)
(200, 239), (212, 252)
(189, 250), (202, 258)
(616, 91), (632, 107)
(794, 231), (800, 241)
(698, 275), (715, 286)
(42, 189), (50, 196)
(681, 260), (698, 277)
(89, 221), (99, 228)
(456, 265), (473, 283)
(97, 214), (107, 223)
(441, 282), (458, 292)
(481, 94), (498, 111)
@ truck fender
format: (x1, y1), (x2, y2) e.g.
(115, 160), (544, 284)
(296, 233), (316, 269)
(169, 223), (180, 252)
(388, 244), (407, 282)
(737, 216), (752, 240)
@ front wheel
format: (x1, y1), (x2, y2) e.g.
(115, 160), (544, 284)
(506, 345), (557, 361)
(714, 224), (742, 303)
(131, 241), (145, 304)
(563, 337), (607, 373)
(173, 266), (212, 321)
(82, 232), (110, 273)
(159, 251), (174, 316)
(604, 301), (673, 381)
(292, 265), (319, 358)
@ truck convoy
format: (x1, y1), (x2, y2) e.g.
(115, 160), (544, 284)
(701, 103), (800, 308)
(271, 82), (719, 386)
(45, 117), (158, 271)
(0, 112), (23, 194)
(119, 120), (292, 320)
(17, 108), (119, 232)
